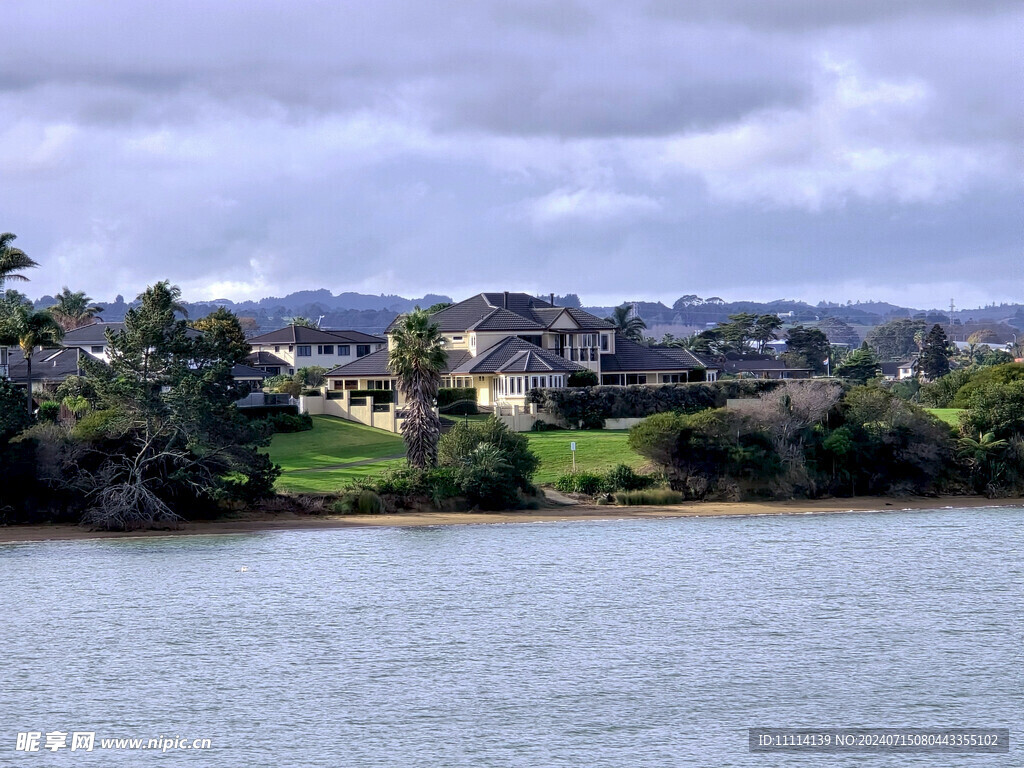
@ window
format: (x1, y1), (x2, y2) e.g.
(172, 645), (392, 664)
(600, 334), (609, 351)
(590, 348), (597, 361)
(91, 345), (105, 354)
(338, 345), (350, 355)
(367, 380), (393, 390)
(451, 336), (464, 343)
(343, 380), (359, 390)
(274, 345), (280, 353)
(318, 345), (334, 355)
(356, 345), (371, 357)
(296, 346), (312, 357)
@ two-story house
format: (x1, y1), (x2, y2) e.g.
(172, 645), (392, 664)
(246, 325), (387, 376)
(324, 292), (716, 406)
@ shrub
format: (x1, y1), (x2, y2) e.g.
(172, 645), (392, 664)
(438, 416), (538, 488)
(437, 387), (478, 415)
(301, 389), (322, 397)
(36, 401), (61, 423)
(555, 472), (608, 495)
(615, 489), (684, 506)
(457, 444), (521, 509)
(605, 464), (654, 491)
(333, 490), (383, 515)
(70, 409), (122, 442)
(264, 412), (313, 433)
(567, 370), (598, 387)
(530, 420), (563, 432)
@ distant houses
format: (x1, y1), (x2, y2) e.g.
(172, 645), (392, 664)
(246, 325), (386, 376)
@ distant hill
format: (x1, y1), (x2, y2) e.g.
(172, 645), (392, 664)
(26, 288), (1023, 337)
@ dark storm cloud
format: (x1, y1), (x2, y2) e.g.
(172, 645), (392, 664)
(0, 1), (1019, 307)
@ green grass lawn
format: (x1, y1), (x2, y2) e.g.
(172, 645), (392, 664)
(927, 408), (964, 426)
(525, 430), (645, 484)
(266, 415), (405, 493)
(266, 416), (647, 493)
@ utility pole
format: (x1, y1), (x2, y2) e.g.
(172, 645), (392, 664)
(948, 298), (955, 340)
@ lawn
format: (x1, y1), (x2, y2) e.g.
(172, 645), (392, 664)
(525, 430), (645, 484)
(266, 415), (405, 493)
(266, 417), (648, 493)
(927, 408), (964, 427)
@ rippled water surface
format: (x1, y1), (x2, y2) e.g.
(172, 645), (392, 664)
(2, 507), (1021, 766)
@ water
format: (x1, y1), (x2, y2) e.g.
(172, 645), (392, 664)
(1, 507), (1020, 766)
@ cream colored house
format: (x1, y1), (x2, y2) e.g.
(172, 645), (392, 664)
(324, 292), (716, 408)
(247, 325), (386, 376)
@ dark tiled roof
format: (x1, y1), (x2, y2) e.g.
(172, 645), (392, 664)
(247, 350), (290, 367)
(61, 322), (125, 343)
(249, 325), (384, 345)
(451, 337), (585, 374)
(325, 349), (392, 377)
(231, 364), (269, 379)
(601, 335), (714, 372)
(6, 348), (96, 382)
(467, 308), (545, 332)
(388, 293), (614, 334)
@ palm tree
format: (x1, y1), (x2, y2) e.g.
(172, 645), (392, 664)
(0, 233), (38, 289)
(50, 287), (105, 330)
(605, 304), (647, 342)
(139, 280), (188, 318)
(389, 309), (447, 468)
(0, 304), (64, 414)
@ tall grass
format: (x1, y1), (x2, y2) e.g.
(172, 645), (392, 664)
(614, 489), (684, 506)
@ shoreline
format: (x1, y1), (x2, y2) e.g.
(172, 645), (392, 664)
(1, 495), (1021, 543)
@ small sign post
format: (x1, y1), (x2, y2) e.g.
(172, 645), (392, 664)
(570, 441), (577, 472)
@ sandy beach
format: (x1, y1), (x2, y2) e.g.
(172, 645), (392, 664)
(1, 495), (1021, 543)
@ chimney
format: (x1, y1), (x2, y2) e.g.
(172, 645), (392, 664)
(550, 292), (555, 306)
(503, 291), (509, 309)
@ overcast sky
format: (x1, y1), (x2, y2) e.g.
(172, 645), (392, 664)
(2, 1), (1020, 309)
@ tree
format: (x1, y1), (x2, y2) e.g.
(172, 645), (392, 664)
(389, 309), (447, 468)
(425, 302), (452, 315)
(866, 318), (926, 360)
(0, 304), (64, 413)
(818, 317), (860, 347)
(49, 287), (104, 330)
(285, 316), (317, 328)
(0, 233), (38, 288)
(919, 324), (951, 380)
(835, 345), (881, 384)
(191, 307), (250, 363)
(783, 326), (830, 374)
(717, 313), (757, 352)
(752, 314), (784, 354)
(79, 281), (277, 528)
(605, 304), (647, 342)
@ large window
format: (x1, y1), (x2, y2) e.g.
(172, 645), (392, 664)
(91, 345), (104, 354)
(338, 345), (350, 355)
(600, 334), (610, 351)
(296, 346), (311, 357)
(317, 345), (334, 355)
(356, 345), (371, 357)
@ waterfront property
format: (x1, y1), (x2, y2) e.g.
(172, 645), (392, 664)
(320, 293), (717, 428)
(247, 325), (386, 376)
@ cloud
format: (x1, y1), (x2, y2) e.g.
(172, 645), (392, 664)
(0, 0), (1019, 310)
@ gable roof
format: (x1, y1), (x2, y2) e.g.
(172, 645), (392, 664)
(249, 325), (385, 345)
(6, 347), (96, 383)
(324, 348), (475, 378)
(450, 336), (585, 374)
(61, 322), (125, 344)
(601, 335), (714, 372)
(386, 293), (614, 334)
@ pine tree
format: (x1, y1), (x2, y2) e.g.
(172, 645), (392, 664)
(919, 324), (951, 380)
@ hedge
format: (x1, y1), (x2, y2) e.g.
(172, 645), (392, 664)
(437, 387), (478, 415)
(349, 389), (395, 404)
(527, 380), (783, 427)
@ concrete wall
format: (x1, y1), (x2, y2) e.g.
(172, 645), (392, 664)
(299, 388), (417, 434)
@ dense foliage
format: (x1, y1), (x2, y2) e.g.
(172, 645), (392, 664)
(527, 380), (783, 428)
(626, 380), (981, 500)
(0, 282), (280, 528)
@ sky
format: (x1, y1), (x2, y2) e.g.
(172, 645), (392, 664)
(1, 1), (1020, 310)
